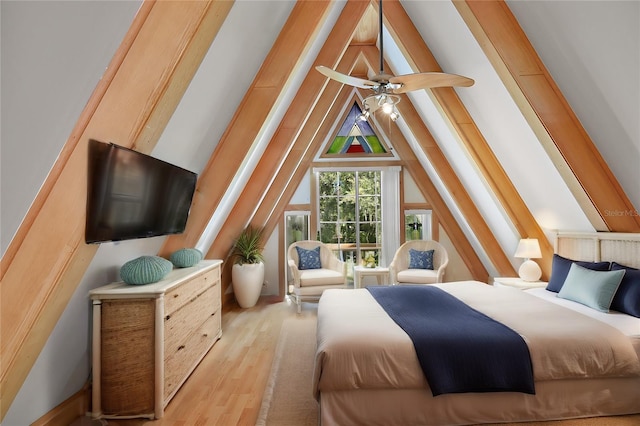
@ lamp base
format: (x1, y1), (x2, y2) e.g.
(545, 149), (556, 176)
(518, 259), (541, 282)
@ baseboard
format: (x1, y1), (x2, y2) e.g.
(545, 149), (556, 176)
(31, 384), (90, 426)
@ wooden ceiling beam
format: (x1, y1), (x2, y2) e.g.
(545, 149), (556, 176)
(359, 46), (516, 278)
(160, 0), (337, 257)
(381, 0), (553, 278)
(0, 1), (233, 418)
(454, 0), (640, 233)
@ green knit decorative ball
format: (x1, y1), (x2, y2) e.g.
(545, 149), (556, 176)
(170, 248), (203, 268)
(120, 256), (173, 285)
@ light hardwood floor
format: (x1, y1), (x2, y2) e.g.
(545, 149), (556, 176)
(78, 295), (306, 426)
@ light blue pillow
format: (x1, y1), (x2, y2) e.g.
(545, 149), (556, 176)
(408, 249), (434, 270)
(557, 263), (625, 312)
(296, 246), (322, 270)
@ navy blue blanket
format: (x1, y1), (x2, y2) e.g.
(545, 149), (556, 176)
(367, 285), (535, 396)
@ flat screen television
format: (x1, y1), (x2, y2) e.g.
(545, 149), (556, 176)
(85, 139), (197, 244)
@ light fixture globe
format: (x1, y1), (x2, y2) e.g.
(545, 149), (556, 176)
(518, 259), (542, 282)
(361, 92), (401, 122)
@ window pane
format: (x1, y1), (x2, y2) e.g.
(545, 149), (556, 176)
(341, 195), (356, 221)
(320, 171), (338, 195)
(338, 172), (355, 194)
(405, 210), (432, 240)
(319, 222), (337, 243)
(358, 171), (380, 195)
(359, 222), (380, 244)
(319, 197), (338, 221)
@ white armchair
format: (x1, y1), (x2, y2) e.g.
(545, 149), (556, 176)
(288, 241), (348, 313)
(389, 240), (449, 284)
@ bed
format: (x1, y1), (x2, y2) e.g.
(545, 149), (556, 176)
(313, 232), (640, 425)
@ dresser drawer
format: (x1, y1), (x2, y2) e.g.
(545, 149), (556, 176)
(164, 284), (219, 359)
(164, 266), (220, 316)
(164, 310), (221, 400)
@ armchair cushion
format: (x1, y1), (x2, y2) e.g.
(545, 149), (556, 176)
(397, 269), (439, 284)
(299, 268), (345, 287)
(296, 246), (322, 270)
(409, 249), (434, 270)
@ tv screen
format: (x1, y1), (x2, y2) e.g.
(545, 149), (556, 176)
(85, 140), (197, 244)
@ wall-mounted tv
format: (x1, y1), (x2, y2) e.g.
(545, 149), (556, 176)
(85, 139), (197, 244)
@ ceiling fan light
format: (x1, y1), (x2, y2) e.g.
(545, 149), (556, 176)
(382, 102), (393, 114)
(389, 110), (399, 121)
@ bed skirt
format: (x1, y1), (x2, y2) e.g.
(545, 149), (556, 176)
(319, 376), (640, 425)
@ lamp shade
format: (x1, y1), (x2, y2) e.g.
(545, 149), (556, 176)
(514, 238), (542, 259)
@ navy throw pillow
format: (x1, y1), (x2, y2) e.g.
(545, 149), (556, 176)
(610, 262), (640, 318)
(546, 254), (610, 293)
(296, 246), (322, 270)
(408, 249), (434, 270)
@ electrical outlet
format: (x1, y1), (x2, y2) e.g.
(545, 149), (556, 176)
(263, 281), (268, 288)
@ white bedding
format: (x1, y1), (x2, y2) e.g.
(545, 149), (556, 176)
(525, 287), (640, 337)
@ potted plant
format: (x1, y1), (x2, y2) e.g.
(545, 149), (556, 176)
(231, 226), (265, 308)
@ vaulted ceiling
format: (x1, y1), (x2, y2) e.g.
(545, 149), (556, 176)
(1, 0), (638, 418)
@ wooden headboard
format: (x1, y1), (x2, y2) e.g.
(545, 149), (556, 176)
(555, 232), (640, 269)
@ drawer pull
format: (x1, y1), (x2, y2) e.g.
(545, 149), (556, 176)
(173, 294), (179, 298)
(177, 345), (185, 351)
(165, 314), (171, 321)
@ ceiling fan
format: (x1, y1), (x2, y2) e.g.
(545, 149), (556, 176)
(316, 0), (474, 120)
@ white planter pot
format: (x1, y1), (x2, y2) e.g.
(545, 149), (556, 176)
(231, 262), (264, 308)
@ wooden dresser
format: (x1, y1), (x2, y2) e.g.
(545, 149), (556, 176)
(89, 260), (223, 419)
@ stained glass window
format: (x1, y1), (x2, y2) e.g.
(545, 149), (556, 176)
(325, 103), (388, 155)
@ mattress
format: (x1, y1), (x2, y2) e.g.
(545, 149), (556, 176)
(525, 287), (640, 355)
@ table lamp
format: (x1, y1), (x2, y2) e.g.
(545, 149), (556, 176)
(514, 238), (542, 281)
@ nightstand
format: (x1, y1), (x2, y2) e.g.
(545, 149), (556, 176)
(493, 277), (547, 290)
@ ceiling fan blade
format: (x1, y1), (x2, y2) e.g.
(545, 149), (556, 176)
(316, 66), (379, 89)
(389, 72), (475, 93)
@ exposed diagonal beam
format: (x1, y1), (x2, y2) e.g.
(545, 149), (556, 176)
(160, 0), (337, 257)
(360, 46), (516, 278)
(0, 1), (232, 418)
(381, 0), (553, 278)
(455, 0), (640, 232)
